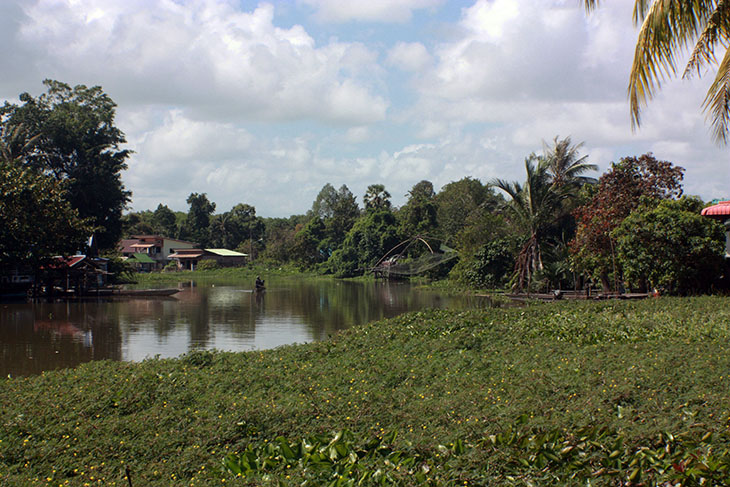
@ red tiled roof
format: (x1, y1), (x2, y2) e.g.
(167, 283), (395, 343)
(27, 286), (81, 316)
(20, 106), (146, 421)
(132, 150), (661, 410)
(701, 201), (730, 218)
(120, 239), (140, 253)
(42, 255), (87, 270)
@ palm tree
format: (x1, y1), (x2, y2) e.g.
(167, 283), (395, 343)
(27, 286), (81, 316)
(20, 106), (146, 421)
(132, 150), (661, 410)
(585, 1), (730, 143)
(0, 123), (38, 165)
(363, 184), (392, 211)
(492, 157), (564, 292)
(540, 136), (597, 188)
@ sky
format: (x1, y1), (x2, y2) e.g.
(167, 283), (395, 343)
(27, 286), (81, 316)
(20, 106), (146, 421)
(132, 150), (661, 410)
(1, 0), (728, 217)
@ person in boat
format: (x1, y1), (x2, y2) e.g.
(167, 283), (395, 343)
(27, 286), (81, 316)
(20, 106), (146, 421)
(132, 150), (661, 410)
(255, 276), (265, 290)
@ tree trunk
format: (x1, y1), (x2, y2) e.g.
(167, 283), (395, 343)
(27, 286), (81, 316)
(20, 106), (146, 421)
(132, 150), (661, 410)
(600, 271), (611, 293)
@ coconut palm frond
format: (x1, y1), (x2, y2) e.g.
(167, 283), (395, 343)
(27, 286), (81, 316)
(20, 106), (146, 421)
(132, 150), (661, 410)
(704, 45), (730, 143)
(632, 0), (653, 24)
(584, 0), (651, 19)
(588, 1), (730, 144)
(629, 0), (717, 130)
(0, 124), (40, 165)
(683, 1), (730, 78)
(583, 0), (601, 13)
(541, 136), (598, 187)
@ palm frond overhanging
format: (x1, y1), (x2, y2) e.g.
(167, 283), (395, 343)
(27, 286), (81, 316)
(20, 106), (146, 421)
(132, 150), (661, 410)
(585, 0), (730, 143)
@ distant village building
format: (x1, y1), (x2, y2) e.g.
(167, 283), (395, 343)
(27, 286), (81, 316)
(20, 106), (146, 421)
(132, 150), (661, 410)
(701, 201), (730, 258)
(41, 255), (110, 296)
(120, 236), (197, 270)
(167, 249), (249, 270)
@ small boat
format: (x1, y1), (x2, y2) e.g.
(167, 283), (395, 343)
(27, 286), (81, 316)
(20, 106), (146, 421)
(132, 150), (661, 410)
(69, 288), (181, 297)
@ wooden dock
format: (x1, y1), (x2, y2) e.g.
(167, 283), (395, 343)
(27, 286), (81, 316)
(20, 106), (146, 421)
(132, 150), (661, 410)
(504, 290), (650, 302)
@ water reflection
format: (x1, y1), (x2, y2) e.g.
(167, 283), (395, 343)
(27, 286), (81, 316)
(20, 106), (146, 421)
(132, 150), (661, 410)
(0, 278), (491, 376)
(0, 301), (123, 376)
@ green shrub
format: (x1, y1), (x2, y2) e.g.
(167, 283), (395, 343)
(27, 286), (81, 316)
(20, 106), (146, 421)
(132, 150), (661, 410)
(196, 259), (220, 270)
(614, 197), (725, 294)
(463, 237), (516, 288)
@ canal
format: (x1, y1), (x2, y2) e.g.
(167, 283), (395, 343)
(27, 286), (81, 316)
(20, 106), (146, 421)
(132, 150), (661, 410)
(0, 278), (491, 376)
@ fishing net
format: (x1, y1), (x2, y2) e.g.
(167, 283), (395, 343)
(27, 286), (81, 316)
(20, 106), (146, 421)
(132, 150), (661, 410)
(372, 243), (458, 277)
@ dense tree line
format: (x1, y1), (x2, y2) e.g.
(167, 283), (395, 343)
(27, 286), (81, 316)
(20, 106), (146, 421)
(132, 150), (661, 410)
(2, 80), (725, 295)
(1, 80), (130, 274)
(121, 137), (726, 295)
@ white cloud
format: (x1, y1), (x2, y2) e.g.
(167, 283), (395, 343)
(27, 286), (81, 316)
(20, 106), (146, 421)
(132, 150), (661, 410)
(5, 0), (728, 218)
(13, 0), (387, 125)
(393, 0), (725, 192)
(136, 111), (253, 164)
(386, 42), (432, 72)
(460, 0), (519, 43)
(299, 0), (443, 23)
(344, 126), (371, 143)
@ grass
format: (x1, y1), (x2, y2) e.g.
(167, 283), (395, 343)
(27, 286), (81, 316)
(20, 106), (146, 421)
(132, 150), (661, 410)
(2, 297), (730, 485)
(129, 263), (318, 286)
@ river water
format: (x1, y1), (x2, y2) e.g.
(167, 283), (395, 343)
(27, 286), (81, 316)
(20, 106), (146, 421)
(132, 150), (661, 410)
(0, 278), (492, 377)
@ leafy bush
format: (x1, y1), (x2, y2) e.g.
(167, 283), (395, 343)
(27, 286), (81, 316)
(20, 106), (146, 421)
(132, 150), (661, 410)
(196, 259), (220, 270)
(463, 237), (516, 289)
(614, 197), (725, 294)
(101, 251), (136, 284)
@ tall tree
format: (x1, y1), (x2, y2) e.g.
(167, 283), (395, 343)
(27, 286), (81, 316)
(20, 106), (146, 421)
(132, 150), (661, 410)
(306, 183), (360, 258)
(260, 216), (305, 264)
(0, 160), (91, 272)
(1, 80), (131, 250)
(327, 208), (401, 277)
(570, 153), (685, 291)
(209, 203), (264, 254)
(310, 183), (339, 219)
(363, 184), (392, 211)
(541, 136), (597, 189)
(182, 193), (215, 247)
(614, 197), (725, 294)
(291, 217), (327, 268)
(493, 157), (565, 291)
(121, 212), (155, 236)
(434, 177), (502, 246)
(398, 180), (438, 238)
(152, 204), (178, 238)
(329, 185), (360, 234)
(585, 1), (730, 143)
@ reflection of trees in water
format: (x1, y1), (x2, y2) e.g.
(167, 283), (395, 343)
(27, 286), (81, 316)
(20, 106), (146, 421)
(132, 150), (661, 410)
(121, 299), (179, 338)
(198, 288), (258, 340)
(124, 280), (458, 349)
(119, 289), (213, 349)
(1, 280), (483, 376)
(187, 291), (210, 349)
(0, 300), (123, 376)
(261, 280), (449, 341)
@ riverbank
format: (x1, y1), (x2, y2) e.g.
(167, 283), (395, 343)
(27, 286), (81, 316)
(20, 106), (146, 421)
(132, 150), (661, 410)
(129, 264), (318, 286)
(2, 297), (730, 485)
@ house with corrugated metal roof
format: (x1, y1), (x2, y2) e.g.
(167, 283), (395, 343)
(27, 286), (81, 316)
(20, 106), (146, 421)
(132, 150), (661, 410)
(167, 248), (249, 270)
(40, 255), (110, 296)
(124, 252), (156, 272)
(120, 235), (198, 270)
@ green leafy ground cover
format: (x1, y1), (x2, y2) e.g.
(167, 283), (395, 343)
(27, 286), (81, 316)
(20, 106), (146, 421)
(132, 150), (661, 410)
(130, 264), (316, 286)
(2, 297), (730, 485)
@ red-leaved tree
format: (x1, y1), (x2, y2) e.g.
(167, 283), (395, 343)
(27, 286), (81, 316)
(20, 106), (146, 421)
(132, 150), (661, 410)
(570, 154), (684, 292)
